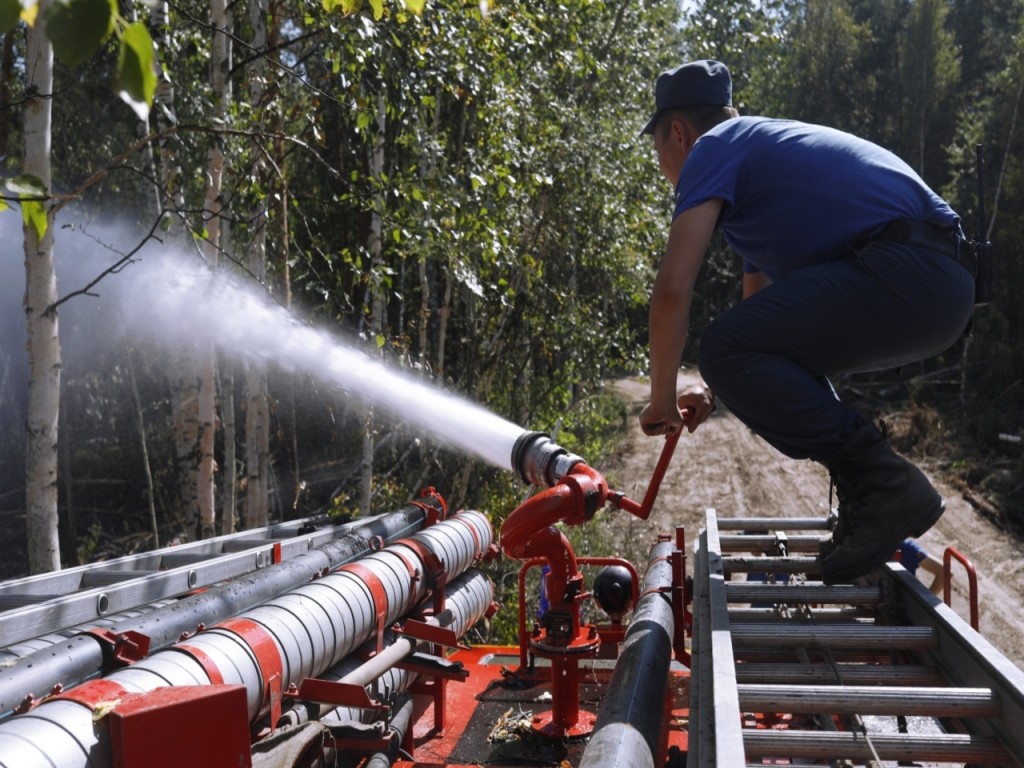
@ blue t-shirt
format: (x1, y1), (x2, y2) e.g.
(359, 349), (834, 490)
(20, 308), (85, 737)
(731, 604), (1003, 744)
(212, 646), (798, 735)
(674, 117), (959, 278)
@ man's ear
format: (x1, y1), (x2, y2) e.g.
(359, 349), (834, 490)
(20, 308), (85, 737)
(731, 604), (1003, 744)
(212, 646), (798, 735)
(676, 118), (699, 150)
(669, 118), (687, 145)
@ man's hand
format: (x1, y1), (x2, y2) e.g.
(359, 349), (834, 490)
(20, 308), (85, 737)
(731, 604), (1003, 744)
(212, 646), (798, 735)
(640, 383), (715, 436)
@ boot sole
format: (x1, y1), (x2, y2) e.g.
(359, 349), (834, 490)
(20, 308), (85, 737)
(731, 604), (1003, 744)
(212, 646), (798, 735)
(820, 496), (946, 585)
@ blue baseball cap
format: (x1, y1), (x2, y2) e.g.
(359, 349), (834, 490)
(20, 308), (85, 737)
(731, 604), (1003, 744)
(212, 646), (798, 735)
(640, 60), (733, 135)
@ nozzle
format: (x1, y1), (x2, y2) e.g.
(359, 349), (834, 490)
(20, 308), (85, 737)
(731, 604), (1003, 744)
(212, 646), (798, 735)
(511, 431), (586, 488)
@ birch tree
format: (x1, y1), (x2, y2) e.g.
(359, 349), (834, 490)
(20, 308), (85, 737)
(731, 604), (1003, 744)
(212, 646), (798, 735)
(244, 0), (271, 529)
(195, 0), (232, 537)
(21, 0), (60, 574)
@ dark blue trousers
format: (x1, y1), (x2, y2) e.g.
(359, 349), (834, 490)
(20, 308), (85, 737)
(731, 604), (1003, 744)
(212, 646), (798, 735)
(696, 238), (975, 463)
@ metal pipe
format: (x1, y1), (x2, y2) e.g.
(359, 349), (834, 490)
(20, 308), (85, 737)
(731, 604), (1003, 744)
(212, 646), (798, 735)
(0, 511), (492, 768)
(729, 623), (938, 650)
(579, 539), (675, 768)
(510, 431), (585, 487)
(363, 695), (414, 768)
(0, 504), (430, 721)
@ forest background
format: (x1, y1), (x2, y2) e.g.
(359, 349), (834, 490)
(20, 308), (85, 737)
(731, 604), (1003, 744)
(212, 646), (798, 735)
(1, 0), (1022, 591)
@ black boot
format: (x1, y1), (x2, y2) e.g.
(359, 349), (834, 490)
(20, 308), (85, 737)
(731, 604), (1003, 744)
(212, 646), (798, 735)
(817, 491), (849, 560)
(819, 423), (945, 585)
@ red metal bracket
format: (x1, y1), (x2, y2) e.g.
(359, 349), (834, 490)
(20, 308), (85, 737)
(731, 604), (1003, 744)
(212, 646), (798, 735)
(171, 643), (225, 685)
(394, 652), (469, 682)
(287, 678), (389, 715)
(326, 720), (395, 755)
(394, 618), (465, 650)
(52, 678), (129, 709)
(672, 527), (692, 665)
(396, 538), (448, 615)
(339, 562), (390, 653)
(411, 487), (448, 526)
(83, 629), (151, 667)
(219, 617), (285, 726)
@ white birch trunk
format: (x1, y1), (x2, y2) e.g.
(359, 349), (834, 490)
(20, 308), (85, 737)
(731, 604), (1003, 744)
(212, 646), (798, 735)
(244, 0), (271, 528)
(196, 0), (232, 536)
(360, 91), (387, 518)
(148, 0), (203, 533)
(220, 356), (236, 533)
(22, 1), (60, 574)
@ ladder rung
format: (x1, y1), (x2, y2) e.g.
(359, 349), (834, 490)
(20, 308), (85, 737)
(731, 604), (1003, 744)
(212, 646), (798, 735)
(724, 556), (820, 574)
(220, 538), (285, 553)
(725, 583), (881, 605)
(0, 594), (61, 609)
(159, 553), (221, 569)
(735, 662), (948, 686)
(730, 623), (937, 651)
(738, 683), (1000, 718)
(743, 729), (1011, 763)
(728, 607), (873, 623)
(80, 570), (160, 587)
(720, 534), (823, 553)
(734, 648), (905, 664)
(716, 517), (832, 531)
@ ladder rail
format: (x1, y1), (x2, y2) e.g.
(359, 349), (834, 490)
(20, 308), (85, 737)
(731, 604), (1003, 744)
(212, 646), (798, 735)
(891, 560), (1024, 765)
(690, 510), (1024, 768)
(0, 515), (354, 648)
(691, 509), (746, 768)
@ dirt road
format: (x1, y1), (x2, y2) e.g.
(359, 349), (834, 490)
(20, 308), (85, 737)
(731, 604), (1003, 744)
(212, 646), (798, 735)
(593, 372), (1024, 669)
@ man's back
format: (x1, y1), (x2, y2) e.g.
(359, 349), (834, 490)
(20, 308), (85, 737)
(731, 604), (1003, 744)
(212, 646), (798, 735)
(674, 116), (958, 277)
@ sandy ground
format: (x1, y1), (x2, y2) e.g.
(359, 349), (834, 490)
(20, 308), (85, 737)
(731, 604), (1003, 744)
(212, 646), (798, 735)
(592, 372), (1024, 670)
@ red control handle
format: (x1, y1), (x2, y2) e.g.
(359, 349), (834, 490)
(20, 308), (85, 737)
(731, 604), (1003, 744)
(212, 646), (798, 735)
(612, 408), (691, 520)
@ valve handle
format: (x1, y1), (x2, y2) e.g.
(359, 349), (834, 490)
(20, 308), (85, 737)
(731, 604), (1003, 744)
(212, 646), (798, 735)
(613, 408), (691, 520)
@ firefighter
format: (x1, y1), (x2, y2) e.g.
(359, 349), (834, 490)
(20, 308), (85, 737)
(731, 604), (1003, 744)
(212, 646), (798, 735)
(637, 60), (975, 585)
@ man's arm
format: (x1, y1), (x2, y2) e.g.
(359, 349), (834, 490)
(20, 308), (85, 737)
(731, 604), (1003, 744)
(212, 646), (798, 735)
(641, 198), (723, 436)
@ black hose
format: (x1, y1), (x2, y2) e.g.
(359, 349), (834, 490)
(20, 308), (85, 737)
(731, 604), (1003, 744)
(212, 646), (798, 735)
(579, 539), (675, 768)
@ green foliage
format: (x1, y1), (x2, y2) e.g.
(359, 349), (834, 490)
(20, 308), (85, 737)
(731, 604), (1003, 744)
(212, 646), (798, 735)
(0, 0), (19, 33)
(115, 22), (157, 120)
(8, 0), (1024, 572)
(5, 175), (49, 239)
(44, 0), (114, 67)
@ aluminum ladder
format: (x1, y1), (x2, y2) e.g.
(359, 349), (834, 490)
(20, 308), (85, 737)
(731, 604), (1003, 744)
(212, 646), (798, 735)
(689, 508), (1024, 767)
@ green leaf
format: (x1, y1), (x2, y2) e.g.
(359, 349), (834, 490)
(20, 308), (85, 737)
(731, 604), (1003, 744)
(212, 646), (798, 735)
(44, 0), (113, 68)
(375, 333), (385, 349)
(0, 0), (19, 34)
(341, 0), (361, 13)
(21, 200), (48, 241)
(368, 0), (383, 19)
(403, 0), (425, 14)
(5, 174), (48, 198)
(7, 174), (49, 237)
(116, 22), (157, 120)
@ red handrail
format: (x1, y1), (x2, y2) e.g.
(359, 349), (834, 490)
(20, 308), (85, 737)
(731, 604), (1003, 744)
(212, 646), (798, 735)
(943, 546), (980, 631)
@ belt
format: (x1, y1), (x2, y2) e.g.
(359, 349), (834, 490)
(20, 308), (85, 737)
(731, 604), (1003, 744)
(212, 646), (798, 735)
(856, 219), (977, 278)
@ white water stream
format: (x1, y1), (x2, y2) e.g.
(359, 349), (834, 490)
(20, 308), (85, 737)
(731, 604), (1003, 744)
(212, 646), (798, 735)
(120, 254), (527, 471)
